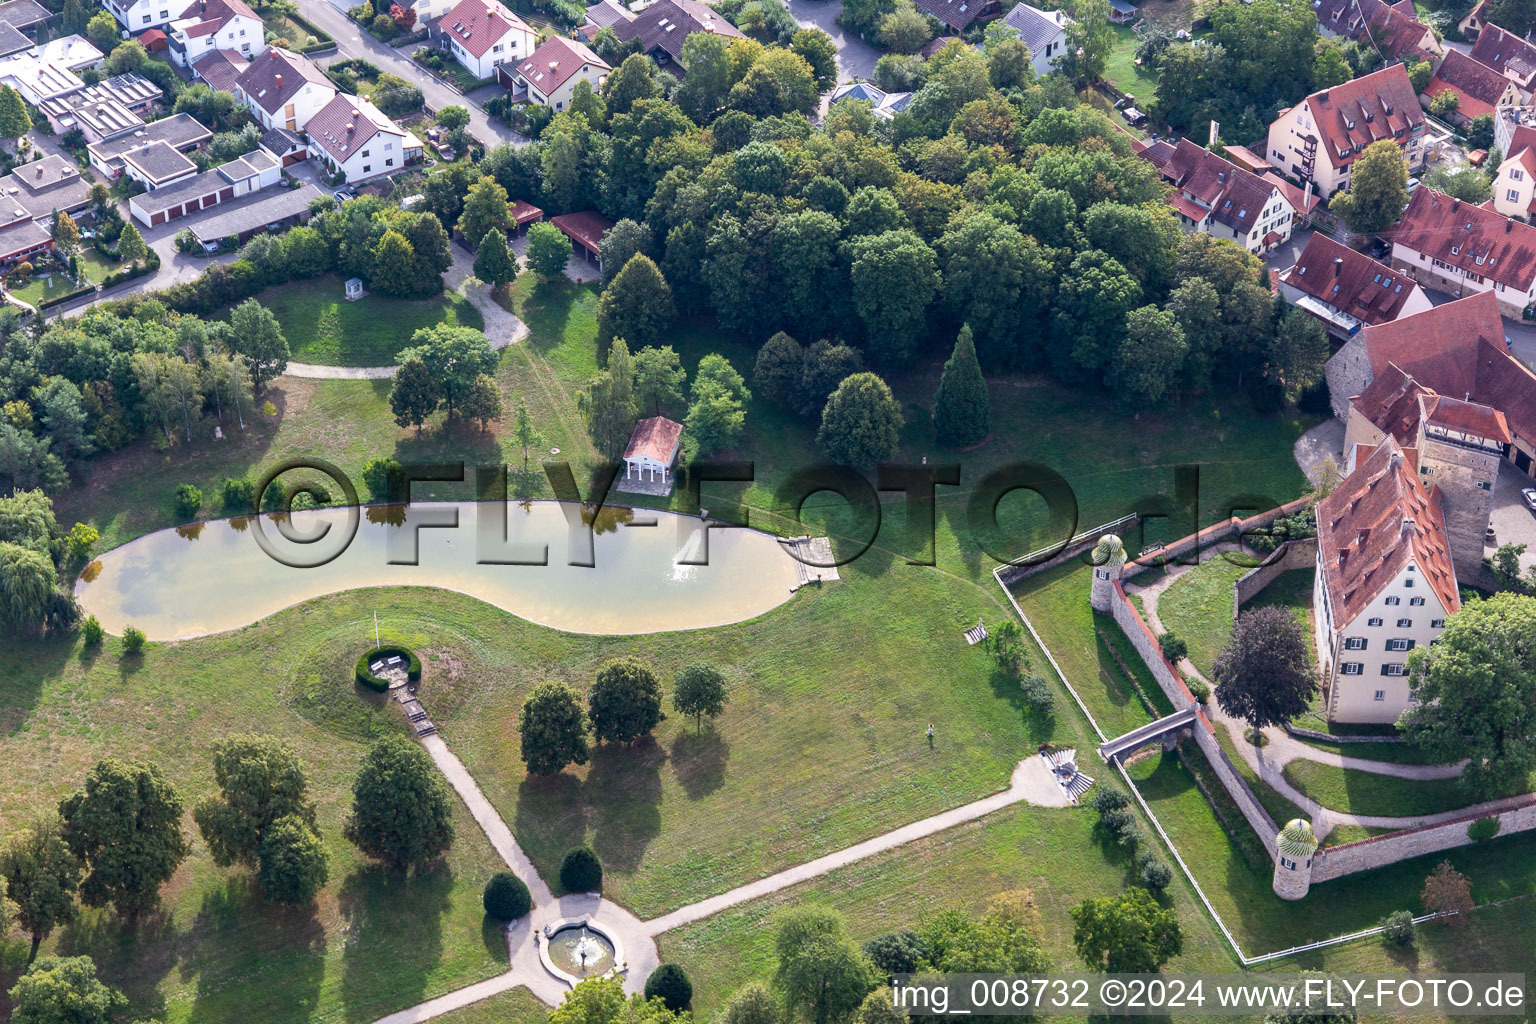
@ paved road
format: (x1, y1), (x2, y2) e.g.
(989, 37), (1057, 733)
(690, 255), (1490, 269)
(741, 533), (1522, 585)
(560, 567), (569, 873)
(297, 0), (525, 147)
(785, 0), (880, 83)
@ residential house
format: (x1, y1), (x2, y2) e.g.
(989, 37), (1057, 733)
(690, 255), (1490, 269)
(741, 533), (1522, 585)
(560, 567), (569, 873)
(506, 35), (608, 111)
(1324, 290), (1536, 483)
(583, 0), (633, 30)
(258, 125), (307, 166)
(612, 0), (743, 72)
(121, 138), (200, 191)
(0, 49), (85, 105)
(128, 147), (283, 226)
(191, 48), (250, 93)
(911, 0), (1001, 34)
(0, 0), (49, 37)
(432, 0), (535, 81)
(1264, 64), (1427, 196)
(87, 112), (212, 178)
(40, 72), (163, 143)
(1468, 24), (1536, 100)
(1421, 49), (1521, 125)
(1390, 186), (1536, 317)
(996, 2), (1072, 77)
(1314, 0), (1441, 65)
(166, 0), (261, 67)
(35, 35), (106, 73)
(107, 0), (180, 32)
(1492, 123), (1536, 218)
(306, 93), (422, 183)
(1313, 436), (1460, 724)
(1458, 0), (1490, 39)
(0, 152), (95, 265)
(1279, 232), (1432, 338)
(828, 81), (914, 120)
(236, 46), (336, 132)
(1138, 137), (1297, 253)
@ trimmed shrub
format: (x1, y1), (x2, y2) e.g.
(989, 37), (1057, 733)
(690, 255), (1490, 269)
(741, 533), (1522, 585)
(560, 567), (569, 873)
(863, 929), (927, 975)
(1114, 818), (1143, 850)
(1139, 859), (1172, 891)
(1019, 674), (1054, 714)
(1088, 787), (1129, 815)
(1097, 806), (1134, 835)
(354, 645), (422, 692)
(1381, 909), (1416, 948)
(483, 871), (532, 920)
(644, 963), (693, 1011)
(1468, 816), (1501, 842)
(1184, 675), (1210, 703)
(122, 625), (146, 654)
(1158, 631), (1188, 664)
(220, 476), (256, 514)
(559, 846), (602, 893)
(81, 615), (104, 645)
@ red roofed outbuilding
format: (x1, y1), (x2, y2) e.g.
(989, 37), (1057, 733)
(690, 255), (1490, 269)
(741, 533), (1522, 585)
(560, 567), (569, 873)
(623, 416), (683, 487)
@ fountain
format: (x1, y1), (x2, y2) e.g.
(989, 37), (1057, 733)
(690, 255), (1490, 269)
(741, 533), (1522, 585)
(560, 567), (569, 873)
(542, 921), (619, 983)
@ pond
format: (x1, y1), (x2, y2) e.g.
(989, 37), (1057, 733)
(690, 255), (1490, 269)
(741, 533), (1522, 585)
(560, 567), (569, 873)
(76, 501), (802, 640)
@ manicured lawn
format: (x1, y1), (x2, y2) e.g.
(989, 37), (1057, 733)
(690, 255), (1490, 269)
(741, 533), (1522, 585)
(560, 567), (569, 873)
(655, 805), (1238, 1020)
(1291, 737), (1449, 766)
(432, 988), (549, 1024)
(1280, 760), (1533, 818)
(429, 558), (1088, 918)
(1154, 557), (1248, 677)
(1212, 723), (1310, 836)
(1100, 24), (1159, 109)
(1129, 747), (1536, 956)
(238, 275), (486, 366)
(0, 595), (514, 1024)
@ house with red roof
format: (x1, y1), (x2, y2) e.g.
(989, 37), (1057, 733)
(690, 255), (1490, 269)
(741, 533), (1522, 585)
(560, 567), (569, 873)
(166, 0), (262, 68)
(622, 416), (683, 490)
(1264, 64), (1427, 196)
(432, 0), (536, 81)
(612, 0), (743, 72)
(1491, 123), (1536, 218)
(1469, 23), (1536, 99)
(236, 46), (337, 132)
(306, 94), (422, 183)
(507, 35), (609, 111)
(1390, 186), (1536, 317)
(1421, 49), (1521, 125)
(1138, 137), (1298, 253)
(1279, 232), (1432, 339)
(1315, 0), (1441, 65)
(1312, 436), (1461, 723)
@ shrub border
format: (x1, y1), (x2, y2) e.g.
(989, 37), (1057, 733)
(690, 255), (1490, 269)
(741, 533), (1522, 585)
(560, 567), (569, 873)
(355, 645), (422, 692)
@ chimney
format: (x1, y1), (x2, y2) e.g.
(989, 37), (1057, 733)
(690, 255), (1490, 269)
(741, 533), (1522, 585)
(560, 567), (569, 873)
(351, 108), (359, 117)
(1453, 198), (1461, 211)
(1319, 89), (1330, 102)
(270, 47), (278, 57)
(1507, 218), (1514, 233)
(275, 73), (282, 86)
(1334, 256), (1343, 276)
(1389, 449), (1403, 468)
(345, 122), (353, 131)
(549, 60), (557, 70)
(1400, 517), (1415, 537)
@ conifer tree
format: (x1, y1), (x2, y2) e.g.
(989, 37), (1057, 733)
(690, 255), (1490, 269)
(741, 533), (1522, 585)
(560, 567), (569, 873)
(933, 325), (989, 446)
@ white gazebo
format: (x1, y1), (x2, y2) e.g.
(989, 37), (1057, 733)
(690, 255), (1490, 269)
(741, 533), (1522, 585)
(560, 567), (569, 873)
(622, 416), (682, 484)
(344, 277), (365, 301)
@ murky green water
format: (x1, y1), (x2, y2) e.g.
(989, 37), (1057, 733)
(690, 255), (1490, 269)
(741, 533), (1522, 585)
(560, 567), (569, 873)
(76, 501), (800, 640)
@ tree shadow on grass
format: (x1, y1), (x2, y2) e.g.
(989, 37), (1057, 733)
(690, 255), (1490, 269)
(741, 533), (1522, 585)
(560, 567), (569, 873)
(179, 876), (327, 1024)
(5, 634), (75, 735)
(481, 917), (509, 964)
(670, 728), (729, 800)
(339, 862), (454, 1024)
(58, 906), (178, 1022)
(515, 772), (587, 877)
(585, 737), (664, 875)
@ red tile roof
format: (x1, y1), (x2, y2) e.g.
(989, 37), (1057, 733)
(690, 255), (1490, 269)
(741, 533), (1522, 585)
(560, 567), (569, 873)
(1141, 137), (1283, 237)
(1395, 186), (1536, 291)
(1421, 393), (1512, 443)
(1284, 232), (1418, 325)
(1301, 64), (1424, 172)
(1423, 49), (1516, 119)
(176, 0), (259, 35)
(438, 0), (533, 59)
(1469, 23), (1536, 86)
(516, 35), (607, 96)
(1351, 363), (1435, 445)
(1223, 144), (1274, 172)
(305, 94), (404, 162)
(192, 48), (249, 93)
(612, 0), (742, 65)
(550, 209), (614, 255)
(236, 46), (335, 114)
(1316, 437), (1460, 629)
(510, 199), (542, 226)
(623, 416), (682, 462)
(1263, 170), (1319, 216)
(1315, 0), (1437, 62)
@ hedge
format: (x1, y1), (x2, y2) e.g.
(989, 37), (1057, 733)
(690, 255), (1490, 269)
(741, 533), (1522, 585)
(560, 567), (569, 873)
(355, 645), (422, 692)
(287, 10), (337, 52)
(100, 251), (161, 289)
(37, 284), (97, 311)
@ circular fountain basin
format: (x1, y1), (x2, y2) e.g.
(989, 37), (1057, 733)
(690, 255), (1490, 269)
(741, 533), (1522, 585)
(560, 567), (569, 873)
(540, 917), (625, 986)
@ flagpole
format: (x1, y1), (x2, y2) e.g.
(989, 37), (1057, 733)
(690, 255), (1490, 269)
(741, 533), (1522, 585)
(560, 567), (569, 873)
(374, 611), (380, 648)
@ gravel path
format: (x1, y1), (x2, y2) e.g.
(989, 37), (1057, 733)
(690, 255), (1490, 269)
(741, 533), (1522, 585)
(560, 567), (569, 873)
(283, 250), (527, 380)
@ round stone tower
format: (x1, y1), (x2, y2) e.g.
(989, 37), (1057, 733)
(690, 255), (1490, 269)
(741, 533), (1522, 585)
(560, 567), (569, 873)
(1272, 818), (1319, 900)
(1088, 534), (1127, 612)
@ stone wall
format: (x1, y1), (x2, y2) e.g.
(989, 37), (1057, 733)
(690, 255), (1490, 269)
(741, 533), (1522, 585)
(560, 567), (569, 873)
(1232, 538), (1319, 618)
(996, 514), (1140, 588)
(1190, 718), (1280, 858)
(1108, 582), (1197, 711)
(1311, 794), (1536, 883)
(1324, 334), (1373, 422)
(1417, 434), (1502, 577)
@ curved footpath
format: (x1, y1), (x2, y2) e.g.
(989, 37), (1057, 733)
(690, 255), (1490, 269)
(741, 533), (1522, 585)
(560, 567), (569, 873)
(375, 739), (1072, 1023)
(285, 249), (528, 380)
(1123, 556), (1519, 838)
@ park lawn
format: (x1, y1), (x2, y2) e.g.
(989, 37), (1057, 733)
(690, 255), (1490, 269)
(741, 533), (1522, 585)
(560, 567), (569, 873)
(429, 556), (1092, 919)
(1100, 24), (1159, 110)
(1154, 557), (1249, 677)
(1211, 724), (1310, 836)
(1291, 737), (1449, 766)
(654, 804), (1238, 1022)
(1128, 748), (1536, 955)
(0, 595), (516, 1024)
(1280, 760), (1536, 818)
(431, 987), (550, 1024)
(240, 274), (486, 366)
(1008, 562), (1162, 739)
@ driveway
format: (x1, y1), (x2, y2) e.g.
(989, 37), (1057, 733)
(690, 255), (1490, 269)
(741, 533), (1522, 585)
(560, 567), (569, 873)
(1488, 461), (1536, 573)
(785, 0), (880, 83)
(297, 0), (525, 147)
(1262, 225), (1313, 273)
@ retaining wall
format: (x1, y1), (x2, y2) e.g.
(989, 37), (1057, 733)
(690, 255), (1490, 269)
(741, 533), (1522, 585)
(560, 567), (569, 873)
(1109, 582), (1196, 712)
(1311, 794), (1536, 883)
(1190, 720), (1280, 858)
(1232, 538), (1318, 617)
(996, 514), (1139, 587)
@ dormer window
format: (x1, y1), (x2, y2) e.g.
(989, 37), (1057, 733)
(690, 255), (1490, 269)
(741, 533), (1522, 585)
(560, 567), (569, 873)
(1451, 246), (1460, 255)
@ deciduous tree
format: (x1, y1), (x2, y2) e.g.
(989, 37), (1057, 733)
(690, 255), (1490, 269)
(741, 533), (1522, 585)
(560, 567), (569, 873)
(588, 657), (665, 744)
(58, 759), (188, 919)
(817, 372), (902, 467)
(192, 734), (318, 870)
(673, 662), (728, 731)
(8, 955), (125, 1024)
(1330, 139), (1407, 233)
(520, 681), (591, 776)
(1213, 606), (1317, 741)
(774, 908), (876, 1024)
(1421, 860), (1473, 925)
(343, 737), (456, 870)
(526, 221), (574, 280)
(0, 814), (81, 961)
(1070, 886), (1182, 972)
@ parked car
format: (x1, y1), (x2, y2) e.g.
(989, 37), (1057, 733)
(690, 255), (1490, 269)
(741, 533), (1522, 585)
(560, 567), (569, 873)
(1522, 487), (1536, 513)
(334, 187), (357, 202)
(200, 240), (219, 255)
(1369, 238), (1390, 259)
(1122, 106), (1147, 127)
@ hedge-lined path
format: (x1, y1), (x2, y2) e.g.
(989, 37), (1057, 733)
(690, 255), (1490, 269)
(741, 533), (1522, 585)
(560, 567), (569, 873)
(284, 249), (527, 379)
(1124, 554), (1486, 838)
(376, 742), (1070, 1022)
